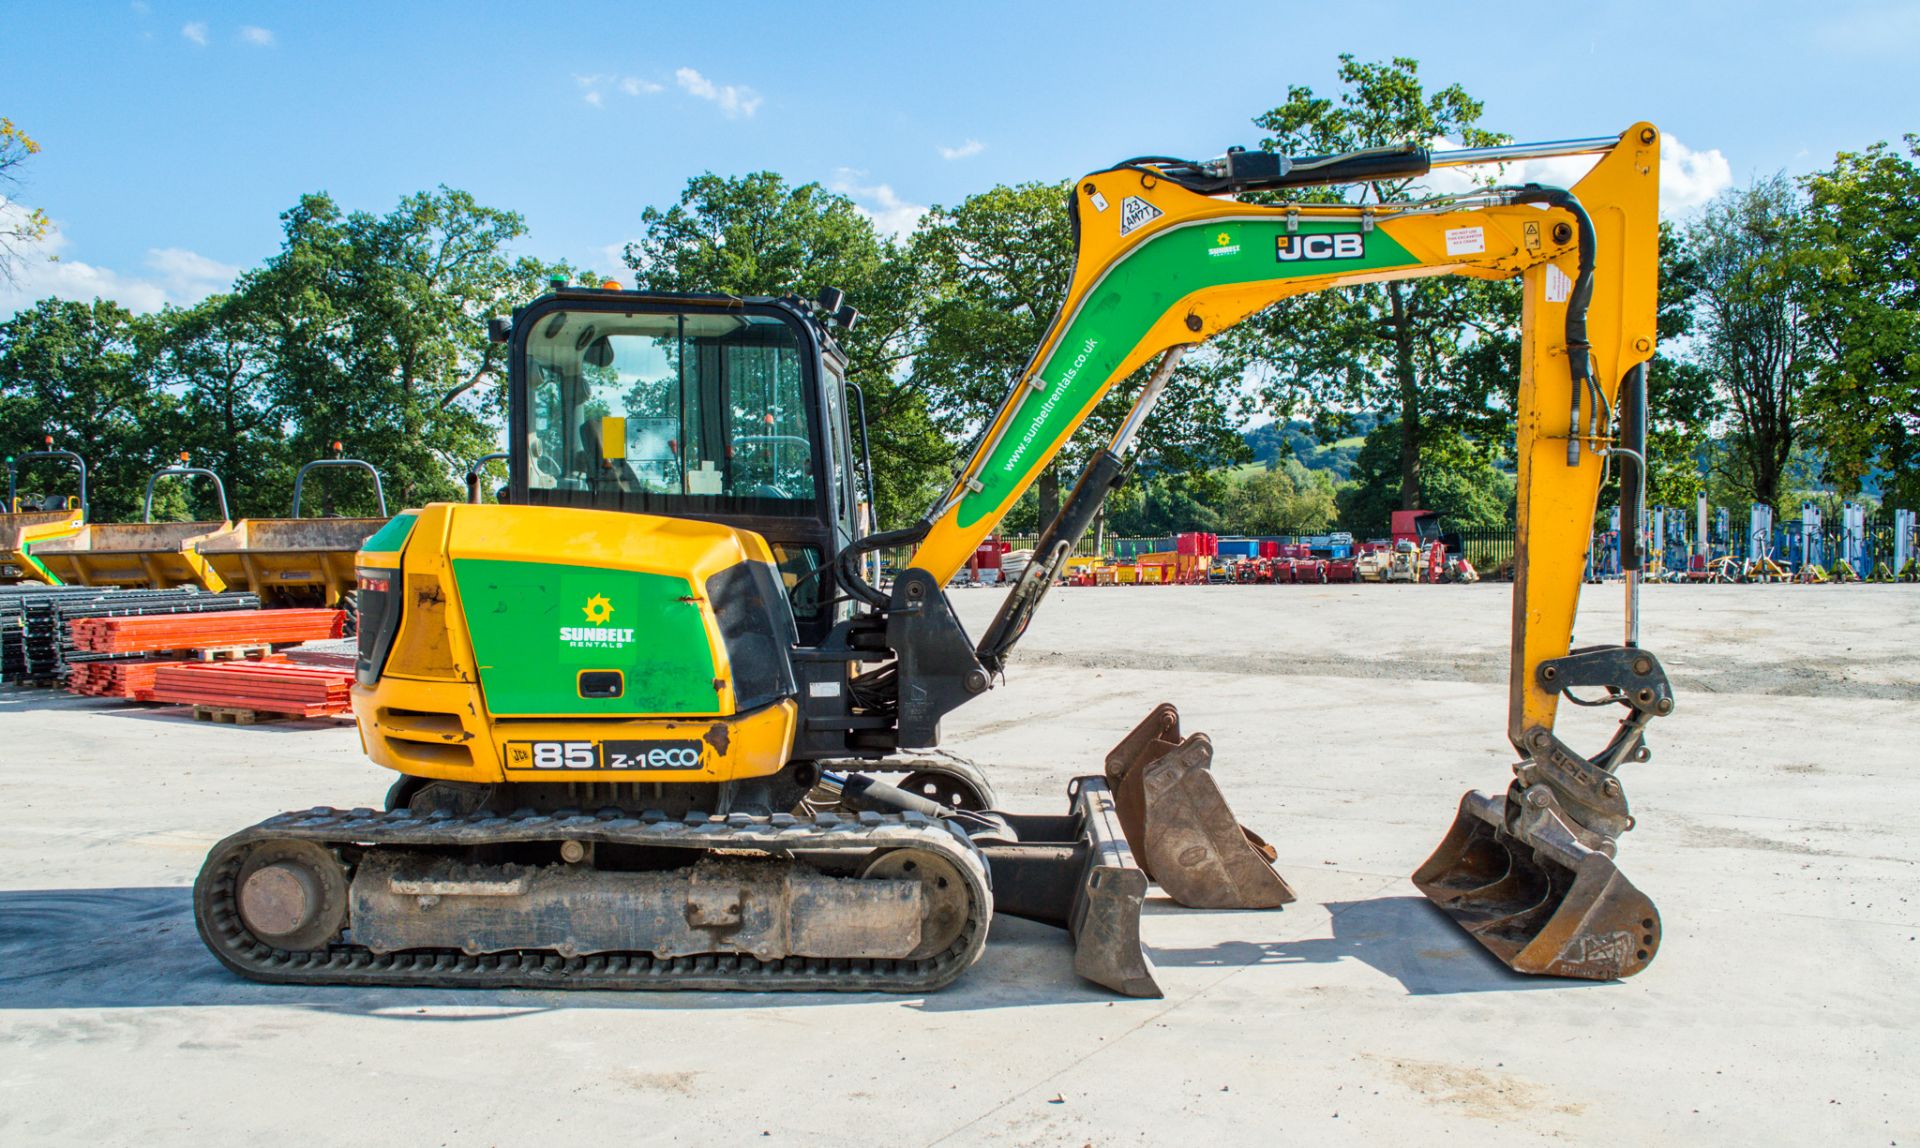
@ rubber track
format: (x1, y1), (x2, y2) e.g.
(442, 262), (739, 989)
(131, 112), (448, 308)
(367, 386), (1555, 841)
(194, 805), (993, 993)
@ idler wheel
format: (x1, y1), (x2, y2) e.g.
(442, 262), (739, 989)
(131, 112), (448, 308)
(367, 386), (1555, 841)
(860, 848), (970, 960)
(234, 840), (349, 951)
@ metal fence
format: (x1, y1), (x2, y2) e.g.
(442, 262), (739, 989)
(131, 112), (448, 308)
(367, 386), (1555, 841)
(1584, 507), (1918, 580)
(1452, 527), (1518, 576)
(884, 506), (1918, 586)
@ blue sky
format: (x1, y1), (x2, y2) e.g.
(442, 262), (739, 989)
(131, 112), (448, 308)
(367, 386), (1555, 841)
(3, 0), (1916, 316)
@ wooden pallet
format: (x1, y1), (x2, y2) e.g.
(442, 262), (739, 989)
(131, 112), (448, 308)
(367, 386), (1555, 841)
(189, 644), (275, 662)
(192, 704), (287, 726)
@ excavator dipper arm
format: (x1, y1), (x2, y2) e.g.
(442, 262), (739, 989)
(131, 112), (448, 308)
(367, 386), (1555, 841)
(888, 125), (1670, 979)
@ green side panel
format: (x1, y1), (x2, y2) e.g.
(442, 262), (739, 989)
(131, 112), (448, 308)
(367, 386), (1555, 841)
(956, 219), (1417, 529)
(360, 511), (418, 555)
(18, 544), (60, 585)
(452, 557), (720, 717)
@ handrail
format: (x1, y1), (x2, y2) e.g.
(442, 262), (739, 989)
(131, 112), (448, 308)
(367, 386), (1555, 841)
(7, 449), (88, 517)
(292, 458), (387, 517)
(466, 452), (509, 504)
(144, 466), (231, 523)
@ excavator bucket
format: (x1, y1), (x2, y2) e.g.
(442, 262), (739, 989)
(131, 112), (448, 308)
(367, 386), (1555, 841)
(1412, 789), (1660, 979)
(1103, 704), (1294, 909)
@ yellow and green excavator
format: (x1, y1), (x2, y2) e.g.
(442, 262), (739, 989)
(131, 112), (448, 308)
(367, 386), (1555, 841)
(195, 123), (1670, 996)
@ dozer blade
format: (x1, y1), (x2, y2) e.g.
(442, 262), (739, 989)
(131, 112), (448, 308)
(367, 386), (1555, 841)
(1067, 776), (1162, 998)
(1104, 704), (1295, 910)
(1412, 789), (1661, 979)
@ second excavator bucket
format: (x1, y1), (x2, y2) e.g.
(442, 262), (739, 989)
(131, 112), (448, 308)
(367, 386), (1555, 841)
(1104, 704), (1294, 910)
(1412, 789), (1660, 979)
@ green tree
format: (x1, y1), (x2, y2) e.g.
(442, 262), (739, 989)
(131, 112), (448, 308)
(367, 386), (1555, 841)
(1689, 175), (1813, 509)
(623, 172), (947, 524)
(152, 293), (291, 517)
(241, 187), (551, 512)
(0, 298), (184, 520)
(1643, 222), (1719, 507)
(1798, 136), (1920, 508)
(1221, 460), (1338, 535)
(909, 181), (1247, 529)
(1103, 473), (1227, 537)
(1, 118), (52, 285)
(1336, 421), (1513, 534)
(1236, 55), (1513, 511)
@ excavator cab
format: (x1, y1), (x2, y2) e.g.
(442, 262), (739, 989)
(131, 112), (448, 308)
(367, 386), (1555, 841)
(504, 288), (862, 643)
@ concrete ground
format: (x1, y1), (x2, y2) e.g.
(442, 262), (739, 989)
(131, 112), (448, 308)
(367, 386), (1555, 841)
(1, 583), (1914, 1146)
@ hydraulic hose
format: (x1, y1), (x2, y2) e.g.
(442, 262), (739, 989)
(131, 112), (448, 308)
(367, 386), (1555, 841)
(835, 519), (932, 609)
(1508, 185), (1598, 465)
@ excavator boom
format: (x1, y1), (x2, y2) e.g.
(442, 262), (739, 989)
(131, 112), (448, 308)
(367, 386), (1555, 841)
(891, 125), (1670, 979)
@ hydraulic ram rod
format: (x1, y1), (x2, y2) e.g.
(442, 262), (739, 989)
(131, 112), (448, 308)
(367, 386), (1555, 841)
(1427, 136), (1621, 168)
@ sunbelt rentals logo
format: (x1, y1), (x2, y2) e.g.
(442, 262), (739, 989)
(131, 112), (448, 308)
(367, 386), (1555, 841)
(560, 592), (635, 648)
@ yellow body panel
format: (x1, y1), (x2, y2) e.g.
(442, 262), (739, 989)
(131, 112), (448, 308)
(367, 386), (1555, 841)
(1508, 132), (1660, 746)
(195, 516), (387, 606)
(0, 507), (85, 584)
(355, 502), (798, 784)
(34, 520), (232, 591)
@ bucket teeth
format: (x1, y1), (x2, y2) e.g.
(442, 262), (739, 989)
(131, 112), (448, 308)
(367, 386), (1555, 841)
(1412, 789), (1660, 979)
(1105, 705), (1294, 910)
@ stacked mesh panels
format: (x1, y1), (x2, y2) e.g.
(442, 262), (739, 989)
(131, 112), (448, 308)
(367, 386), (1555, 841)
(0, 586), (262, 685)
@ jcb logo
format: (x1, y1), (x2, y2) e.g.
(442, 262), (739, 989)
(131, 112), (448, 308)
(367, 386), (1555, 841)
(1276, 233), (1366, 262)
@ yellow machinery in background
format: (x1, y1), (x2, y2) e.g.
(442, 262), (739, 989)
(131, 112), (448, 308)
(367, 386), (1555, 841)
(18, 447), (391, 606)
(195, 453), (390, 607)
(1, 445), (88, 585)
(35, 458), (234, 591)
(196, 124), (1673, 995)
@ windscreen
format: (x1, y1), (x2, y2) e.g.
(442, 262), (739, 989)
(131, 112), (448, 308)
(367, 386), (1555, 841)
(522, 309), (818, 514)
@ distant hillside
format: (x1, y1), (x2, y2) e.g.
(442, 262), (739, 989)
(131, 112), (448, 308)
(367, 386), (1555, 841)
(1243, 412), (1384, 480)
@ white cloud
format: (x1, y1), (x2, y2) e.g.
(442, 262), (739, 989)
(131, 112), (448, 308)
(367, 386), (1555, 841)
(146, 246), (240, 287)
(576, 74), (663, 106)
(130, 1), (150, 14)
(0, 200), (239, 317)
(830, 170), (927, 239)
(239, 25), (274, 47)
(1658, 137), (1734, 213)
(938, 139), (985, 161)
(675, 67), (762, 118)
(1419, 133), (1731, 217)
(181, 21), (208, 45)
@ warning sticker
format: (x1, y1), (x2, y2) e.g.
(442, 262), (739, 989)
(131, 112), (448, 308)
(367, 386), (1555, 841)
(1088, 189), (1110, 212)
(1444, 226), (1485, 256)
(1545, 264), (1573, 304)
(1118, 195), (1163, 236)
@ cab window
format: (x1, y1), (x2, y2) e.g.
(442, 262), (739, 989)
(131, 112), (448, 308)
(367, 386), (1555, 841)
(523, 309), (819, 515)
